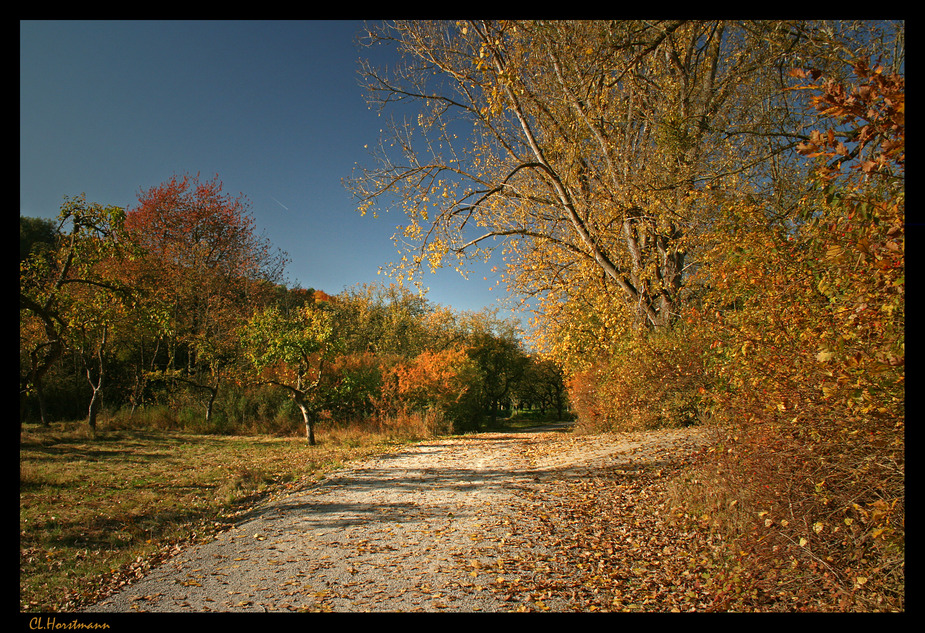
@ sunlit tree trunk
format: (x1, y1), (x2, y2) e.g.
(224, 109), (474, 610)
(295, 399), (317, 445)
(83, 326), (108, 437)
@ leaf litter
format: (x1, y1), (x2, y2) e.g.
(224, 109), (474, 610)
(84, 424), (724, 612)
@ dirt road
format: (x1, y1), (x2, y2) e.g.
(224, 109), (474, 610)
(86, 424), (709, 613)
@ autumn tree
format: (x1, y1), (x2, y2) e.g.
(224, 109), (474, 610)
(448, 309), (528, 428)
(337, 282), (432, 357)
(20, 216), (63, 426)
(239, 302), (342, 444)
(513, 355), (569, 420)
(670, 55), (905, 609)
(352, 20), (836, 340)
(20, 195), (139, 433)
(124, 173), (287, 423)
(376, 345), (476, 433)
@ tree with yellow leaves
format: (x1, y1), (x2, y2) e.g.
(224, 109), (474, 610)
(352, 20), (839, 340)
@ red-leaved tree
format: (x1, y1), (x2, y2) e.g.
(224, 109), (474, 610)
(124, 173), (287, 423)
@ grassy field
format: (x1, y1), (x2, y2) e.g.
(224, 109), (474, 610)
(19, 421), (413, 612)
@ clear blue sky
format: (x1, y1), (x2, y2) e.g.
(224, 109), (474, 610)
(20, 19), (509, 316)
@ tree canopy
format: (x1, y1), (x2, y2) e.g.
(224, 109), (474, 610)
(20, 180), (559, 439)
(351, 20), (901, 341)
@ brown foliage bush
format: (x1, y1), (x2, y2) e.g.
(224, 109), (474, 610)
(669, 61), (905, 611)
(567, 60), (904, 610)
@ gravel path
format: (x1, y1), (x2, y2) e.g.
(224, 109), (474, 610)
(86, 424), (708, 613)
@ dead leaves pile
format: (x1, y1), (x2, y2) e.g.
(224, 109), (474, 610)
(475, 436), (728, 612)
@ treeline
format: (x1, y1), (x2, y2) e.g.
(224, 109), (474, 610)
(20, 174), (567, 442)
(352, 21), (904, 610)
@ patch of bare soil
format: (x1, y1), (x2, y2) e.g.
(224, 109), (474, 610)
(86, 424), (713, 613)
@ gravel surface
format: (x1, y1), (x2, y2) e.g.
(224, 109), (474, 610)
(85, 424), (709, 613)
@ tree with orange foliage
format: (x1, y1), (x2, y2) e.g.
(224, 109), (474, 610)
(683, 58), (904, 610)
(377, 346), (477, 432)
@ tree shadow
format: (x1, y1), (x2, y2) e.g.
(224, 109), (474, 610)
(226, 432), (675, 534)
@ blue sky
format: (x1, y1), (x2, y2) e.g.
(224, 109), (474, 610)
(20, 19), (509, 316)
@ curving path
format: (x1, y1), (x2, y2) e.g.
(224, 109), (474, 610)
(86, 424), (707, 612)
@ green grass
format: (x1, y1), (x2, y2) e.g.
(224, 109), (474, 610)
(19, 421), (406, 612)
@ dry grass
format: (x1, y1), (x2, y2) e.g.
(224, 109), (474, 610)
(19, 417), (421, 612)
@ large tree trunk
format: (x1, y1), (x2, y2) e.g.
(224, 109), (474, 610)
(621, 214), (686, 331)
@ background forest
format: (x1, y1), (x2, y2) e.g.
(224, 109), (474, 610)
(20, 175), (565, 442)
(21, 19), (902, 611)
